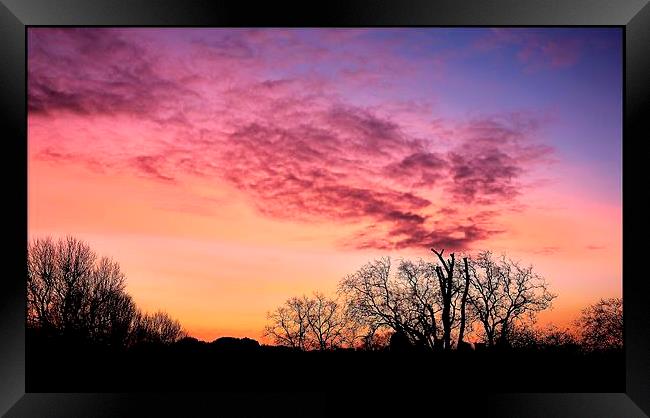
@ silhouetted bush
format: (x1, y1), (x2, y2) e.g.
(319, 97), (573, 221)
(389, 330), (412, 352)
(211, 337), (261, 352)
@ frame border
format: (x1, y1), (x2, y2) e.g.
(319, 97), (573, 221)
(1, 1), (648, 416)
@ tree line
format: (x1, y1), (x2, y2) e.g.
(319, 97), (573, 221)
(265, 249), (623, 353)
(27, 236), (186, 348)
(27, 236), (622, 353)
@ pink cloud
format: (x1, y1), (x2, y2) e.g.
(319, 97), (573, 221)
(28, 28), (555, 251)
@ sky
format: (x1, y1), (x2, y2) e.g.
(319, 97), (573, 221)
(27, 28), (622, 342)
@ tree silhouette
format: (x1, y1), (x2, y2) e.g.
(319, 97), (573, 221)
(431, 249), (455, 350)
(506, 323), (579, 352)
(467, 251), (556, 347)
(431, 248), (473, 350)
(27, 236), (625, 395)
(28, 236), (118, 339)
(361, 329), (392, 351)
(538, 324), (578, 350)
(264, 293), (351, 350)
(264, 296), (311, 350)
(85, 257), (134, 346)
(506, 322), (541, 349)
(396, 259), (441, 349)
(574, 297), (623, 351)
(102, 292), (138, 348)
(27, 236), (184, 348)
(338, 257), (443, 349)
(305, 292), (347, 350)
(53, 236), (96, 336)
(30, 236), (619, 359)
(27, 237), (58, 331)
(457, 256), (472, 347)
(341, 250), (475, 352)
(132, 311), (186, 345)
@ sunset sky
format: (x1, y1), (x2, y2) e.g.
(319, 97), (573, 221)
(27, 28), (622, 342)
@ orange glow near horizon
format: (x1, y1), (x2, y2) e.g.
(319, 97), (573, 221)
(28, 28), (621, 343)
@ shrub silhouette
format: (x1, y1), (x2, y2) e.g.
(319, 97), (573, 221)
(389, 330), (412, 352)
(211, 337), (261, 352)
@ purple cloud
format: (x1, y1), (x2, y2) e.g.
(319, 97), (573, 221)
(28, 28), (196, 119)
(28, 28), (556, 251)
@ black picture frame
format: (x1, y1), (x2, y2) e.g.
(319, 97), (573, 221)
(1, 1), (648, 416)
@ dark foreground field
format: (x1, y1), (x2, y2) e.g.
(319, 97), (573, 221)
(27, 337), (623, 393)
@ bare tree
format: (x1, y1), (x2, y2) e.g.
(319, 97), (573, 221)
(507, 322), (542, 349)
(538, 324), (578, 349)
(103, 292), (138, 348)
(397, 259), (441, 349)
(361, 330), (392, 351)
(338, 258), (401, 344)
(86, 257), (128, 343)
(430, 249), (473, 350)
(27, 236), (183, 348)
(29, 237), (133, 342)
(265, 293), (352, 350)
(27, 237), (58, 331)
(431, 249), (455, 350)
(264, 296), (311, 350)
(132, 310), (186, 345)
(574, 298), (623, 351)
(467, 251), (556, 347)
(457, 257), (472, 347)
(508, 323), (578, 351)
(338, 302), (365, 349)
(305, 292), (347, 350)
(53, 236), (96, 335)
(338, 257), (442, 349)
